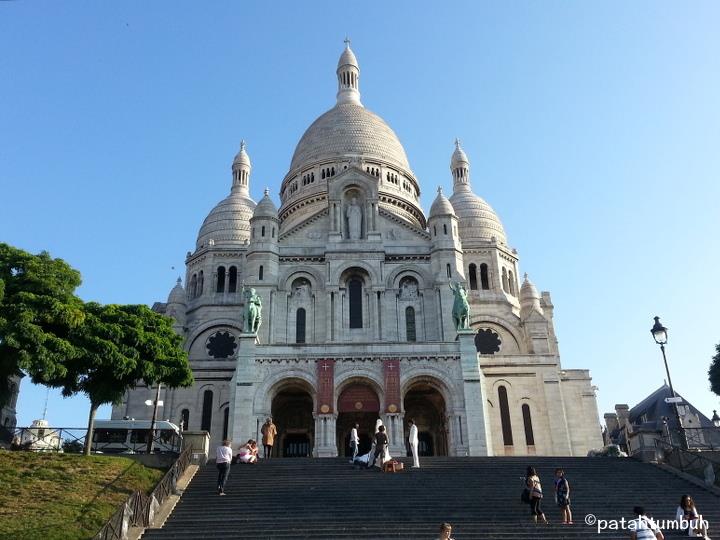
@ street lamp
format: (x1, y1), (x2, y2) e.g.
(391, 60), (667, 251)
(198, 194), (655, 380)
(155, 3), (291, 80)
(650, 316), (686, 449)
(145, 384), (163, 454)
(712, 410), (720, 429)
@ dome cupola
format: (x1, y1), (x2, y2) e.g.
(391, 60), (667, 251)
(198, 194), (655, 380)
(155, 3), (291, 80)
(253, 188), (279, 219)
(447, 140), (507, 245)
(167, 277), (186, 305)
(196, 140), (257, 249)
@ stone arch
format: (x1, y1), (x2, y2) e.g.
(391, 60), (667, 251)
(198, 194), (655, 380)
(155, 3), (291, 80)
(278, 266), (324, 293)
(401, 372), (457, 413)
(335, 262), (379, 287)
(469, 316), (524, 354)
(385, 265), (432, 290)
(187, 320), (243, 353)
(402, 373), (454, 457)
(334, 373), (385, 410)
(327, 169), (378, 200)
(255, 370), (317, 414)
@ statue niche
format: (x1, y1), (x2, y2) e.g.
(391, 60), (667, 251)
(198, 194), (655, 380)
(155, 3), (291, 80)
(344, 194), (363, 240)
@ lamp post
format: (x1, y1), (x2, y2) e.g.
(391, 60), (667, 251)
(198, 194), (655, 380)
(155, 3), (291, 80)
(145, 383), (163, 454)
(712, 411), (720, 428)
(650, 316), (687, 449)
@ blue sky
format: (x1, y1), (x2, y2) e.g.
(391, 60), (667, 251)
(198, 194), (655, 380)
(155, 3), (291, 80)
(2, 1), (719, 430)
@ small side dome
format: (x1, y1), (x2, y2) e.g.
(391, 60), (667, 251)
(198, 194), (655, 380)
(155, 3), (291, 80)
(520, 273), (543, 317)
(253, 188), (278, 219)
(167, 277), (186, 305)
(429, 187), (456, 218)
(520, 273), (540, 300)
(449, 190), (507, 244)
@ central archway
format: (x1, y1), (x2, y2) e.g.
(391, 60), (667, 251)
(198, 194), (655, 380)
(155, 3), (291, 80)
(336, 381), (380, 457)
(270, 380), (314, 458)
(403, 381), (448, 456)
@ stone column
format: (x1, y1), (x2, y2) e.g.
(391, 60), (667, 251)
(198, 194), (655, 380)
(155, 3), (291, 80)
(228, 333), (258, 448)
(314, 414), (337, 457)
(457, 329), (491, 456)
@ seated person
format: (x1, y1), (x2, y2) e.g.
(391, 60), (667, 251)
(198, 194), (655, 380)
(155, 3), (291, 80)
(675, 494), (708, 538)
(235, 439), (258, 464)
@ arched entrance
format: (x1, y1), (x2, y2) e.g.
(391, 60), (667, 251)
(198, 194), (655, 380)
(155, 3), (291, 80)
(336, 381), (380, 457)
(270, 380), (314, 458)
(403, 381), (448, 456)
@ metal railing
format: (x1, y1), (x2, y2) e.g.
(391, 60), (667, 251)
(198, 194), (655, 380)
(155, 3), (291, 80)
(4, 426), (182, 454)
(680, 427), (720, 450)
(94, 444), (194, 540)
(654, 437), (720, 489)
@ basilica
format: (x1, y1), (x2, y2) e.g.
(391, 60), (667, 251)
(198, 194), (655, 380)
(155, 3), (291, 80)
(113, 43), (603, 458)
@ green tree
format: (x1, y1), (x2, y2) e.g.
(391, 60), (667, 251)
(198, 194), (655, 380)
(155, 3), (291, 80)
(0, 243), (84, 408)
(708, 343), (720, 397)
(61, 303), (193, 455)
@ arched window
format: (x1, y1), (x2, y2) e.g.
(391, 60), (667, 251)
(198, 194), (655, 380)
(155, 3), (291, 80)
(272, 227), (275, 238)
(190, 274), (197, 298)
(508, 270), (515, 296)
(201, 390), (213, 432)
(198, 271), (204, 295)
(443, 223), (448, 235)
(446, 264), (451, 279)
(261, 225), (266, 237)
(433, 226), (437, 236)
(216, 266), (226, 293)
(498, 386), (513, 446)
(321, 169), (326, 179)
(522, 404), (535, 446)
(180, 409), (190, 431)
(501, 268), (509, 293)
(259, 265), (264, 281)
(228, 266), (237, 293)
(480, 263), (490, 290)
(405, 306), (416, 342)
(222, 407), (230, 440)
(348, 278), (363, 329)
(296, 308), (306, 343)
(469, 264), (478, 290)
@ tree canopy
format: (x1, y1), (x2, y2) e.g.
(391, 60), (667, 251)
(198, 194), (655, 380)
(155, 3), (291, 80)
(0, 243), (193, 454)
(708, 343), (720, 397)
(0, 243), (84, 407)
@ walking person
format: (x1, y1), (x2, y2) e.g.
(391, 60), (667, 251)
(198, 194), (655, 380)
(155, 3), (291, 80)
(437, 522), (455, 540)
(554, 468), (572, 524)
(261, 417), (277, 459)
(216, 439), (233, 495)
(408, 418), (420, 468)
(526, 466), (548, 524)
(349, 423), (359, 463)
(630, 506), (664, 540)
(368, 425), (388, 469)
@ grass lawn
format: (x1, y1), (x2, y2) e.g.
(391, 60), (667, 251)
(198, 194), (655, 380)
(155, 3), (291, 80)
(0, 450), (166, 540)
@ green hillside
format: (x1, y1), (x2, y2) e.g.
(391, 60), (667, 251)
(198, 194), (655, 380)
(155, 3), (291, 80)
(0, 451), (165, 540)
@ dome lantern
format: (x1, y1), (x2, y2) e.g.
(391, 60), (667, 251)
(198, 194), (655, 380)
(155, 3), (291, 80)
(232, 140), (251, 196)
(451, 138), (470, 189)
(336, 38), (361, 106)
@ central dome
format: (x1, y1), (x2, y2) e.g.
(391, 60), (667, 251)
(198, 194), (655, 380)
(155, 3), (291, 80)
(289, 103), (411, 174)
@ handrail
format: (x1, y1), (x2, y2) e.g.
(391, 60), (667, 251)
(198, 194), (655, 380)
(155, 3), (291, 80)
(93, 444), (194, 540)
(654, 437), (720, 489)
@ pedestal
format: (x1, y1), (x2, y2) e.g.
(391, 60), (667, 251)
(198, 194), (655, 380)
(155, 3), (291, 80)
(457, 329), (492, 456)
(228, 333), (258, 447)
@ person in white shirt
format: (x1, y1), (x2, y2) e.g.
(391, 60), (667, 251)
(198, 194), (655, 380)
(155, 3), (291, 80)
(216, 439), (233, 495)
(349, 423), (359, 463)
(630, 506), (664, 540)
(408, 418), (419, 468)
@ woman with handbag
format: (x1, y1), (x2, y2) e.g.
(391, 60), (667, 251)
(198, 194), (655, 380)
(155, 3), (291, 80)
(526, 466), (548, 524)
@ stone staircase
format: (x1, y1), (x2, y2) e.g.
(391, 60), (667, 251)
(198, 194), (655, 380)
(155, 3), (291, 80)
(142, 456), (720, 539)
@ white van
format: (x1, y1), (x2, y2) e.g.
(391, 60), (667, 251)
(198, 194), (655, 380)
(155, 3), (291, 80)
(92, 419), (182, 454)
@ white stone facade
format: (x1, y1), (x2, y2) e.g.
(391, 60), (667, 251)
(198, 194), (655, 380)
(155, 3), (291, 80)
(112, 43), (602, 458)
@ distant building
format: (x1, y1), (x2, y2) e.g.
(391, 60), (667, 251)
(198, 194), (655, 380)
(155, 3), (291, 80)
(1, 375), (21, 429)
(113, 42), (603, 458)
(604, 384), (718, 452)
